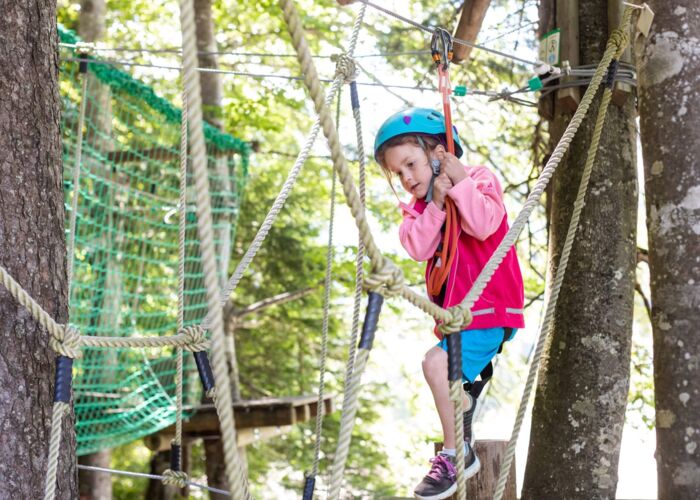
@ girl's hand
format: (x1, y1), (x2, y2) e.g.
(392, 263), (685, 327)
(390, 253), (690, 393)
(432, 173), (453, 210)
(436, 150), (467, 185)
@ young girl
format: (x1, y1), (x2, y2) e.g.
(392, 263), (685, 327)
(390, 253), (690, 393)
(374, 108), (525, 500)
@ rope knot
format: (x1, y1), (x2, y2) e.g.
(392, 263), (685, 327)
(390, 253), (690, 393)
(179, 325), (210, 352)
(437, 306), (472, 336)
(333, 53), (358, 83)
(162, 469), (188, 488)
(50, 325), (82, 359)
(608, 28), (630, 53)
(206, 387), (218, 404)
(363, 259), (404, 297)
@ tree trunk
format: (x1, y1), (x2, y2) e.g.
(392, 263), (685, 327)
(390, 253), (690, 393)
(78, 449), (112, 500)
(76, 3), (117, 498)
(522, 1), (637, 498)
(0, 1), (78, 498)
(636, 2), (700, 498)
(195, 0), (224, 130)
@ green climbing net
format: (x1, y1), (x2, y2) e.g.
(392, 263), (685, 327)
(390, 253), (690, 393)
(59, 26), (249, 455)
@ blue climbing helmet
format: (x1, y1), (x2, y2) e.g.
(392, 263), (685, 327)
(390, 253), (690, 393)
(373, 107), (464, 162)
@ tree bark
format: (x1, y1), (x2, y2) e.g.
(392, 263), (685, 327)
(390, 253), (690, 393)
(0, 1), (78, 498)
(522, 1), (638, 498)
(195, 0), (224, 129)
(636, 2), (700, 498)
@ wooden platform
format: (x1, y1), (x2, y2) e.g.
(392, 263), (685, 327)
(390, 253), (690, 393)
(145, 394), (334, 449)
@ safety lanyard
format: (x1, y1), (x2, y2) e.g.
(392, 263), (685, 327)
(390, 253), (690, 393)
(426, 28), (460, 299)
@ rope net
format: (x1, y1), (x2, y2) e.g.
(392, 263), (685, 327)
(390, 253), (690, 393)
(58, 26), (249, 456)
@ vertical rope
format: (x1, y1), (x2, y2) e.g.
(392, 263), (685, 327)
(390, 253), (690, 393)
(175, 87), (188, 453)
(43, 402), (69, 500)
(66, 61), (89, 292)
(328, 349), (371, 498)
(451, 379), (466, 498)
(310, 93), (342, 479)
(492, 11), (633, 500)
(178, 1), (248, 498)
(345, 81), (366, 382)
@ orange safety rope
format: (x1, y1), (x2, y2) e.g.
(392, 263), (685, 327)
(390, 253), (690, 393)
(426, 62), (461, 298)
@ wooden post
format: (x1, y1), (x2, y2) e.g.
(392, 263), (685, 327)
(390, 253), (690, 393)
(608, 0), (633, 106)
(556, 0), (580, 112)
(452, 0), (492, 65)
(435, 440), (517, 500)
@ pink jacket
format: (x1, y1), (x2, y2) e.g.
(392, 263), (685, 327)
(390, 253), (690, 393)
(399, 165), (525, 338)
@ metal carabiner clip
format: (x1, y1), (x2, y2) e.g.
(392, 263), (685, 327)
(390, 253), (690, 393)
(430, 27), (453, 70)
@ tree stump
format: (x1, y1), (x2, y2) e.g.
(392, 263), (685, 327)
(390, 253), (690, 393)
(435, 440), (517, 500)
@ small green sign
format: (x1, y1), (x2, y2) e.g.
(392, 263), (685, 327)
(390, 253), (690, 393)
(539, 28), (561, 66)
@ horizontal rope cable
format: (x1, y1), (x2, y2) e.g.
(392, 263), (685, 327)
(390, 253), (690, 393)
(355, 0), (543, 67)
(59, 56), (512, 97)
(77, 465), (230, 496)
(59, 42), (428, 59)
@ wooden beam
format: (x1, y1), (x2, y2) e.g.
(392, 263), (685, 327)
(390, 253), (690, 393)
(145, 394), (335, 448)
(556, 0), (580, 112)
(608, 0), (633, 106)
(452, 0), (492, 65)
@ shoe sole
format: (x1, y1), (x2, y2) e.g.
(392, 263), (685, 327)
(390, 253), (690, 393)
(413, 457), (481, 500)
(414, 482), (457, 500)
(465, 454), (481, 479)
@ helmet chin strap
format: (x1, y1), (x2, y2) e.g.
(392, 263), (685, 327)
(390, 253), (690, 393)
(417, 135), (442, 202)
(424, 158), (441, 202)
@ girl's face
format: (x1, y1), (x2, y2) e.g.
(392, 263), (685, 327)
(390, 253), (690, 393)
(383, 142), (435, 199)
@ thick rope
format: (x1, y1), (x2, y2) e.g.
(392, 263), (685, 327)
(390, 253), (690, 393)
(197, 5), (367, 337)
(492, 11), (633, 500)
(278, 0), (456, 326)
(451, 379), (466, 499)
(0, 264), (72, 348)
(310, 94), (342, 479)
(328, 349), (371, 499)
(178, 1), (248, 498)
(43, 402), (70, 500)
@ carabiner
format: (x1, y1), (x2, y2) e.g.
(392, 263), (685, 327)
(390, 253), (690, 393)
(430, 27), (453, 70)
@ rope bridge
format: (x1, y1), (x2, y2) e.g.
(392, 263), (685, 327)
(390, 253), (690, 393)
(0, 1), (649, 498)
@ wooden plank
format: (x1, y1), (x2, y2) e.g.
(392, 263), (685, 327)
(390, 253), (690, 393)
(556, 0), (580, 112)
(150, 395), (334, 446)
(452, 0), (492, 65)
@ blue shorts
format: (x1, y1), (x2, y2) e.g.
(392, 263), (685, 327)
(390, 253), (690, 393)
(437, 327), (517, 383)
